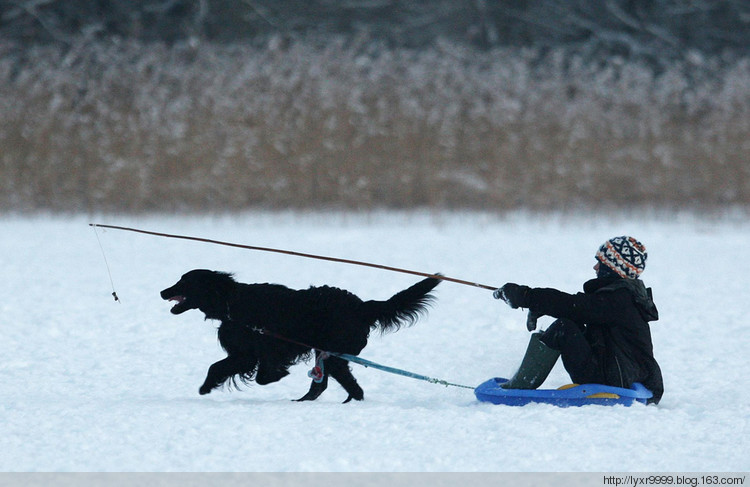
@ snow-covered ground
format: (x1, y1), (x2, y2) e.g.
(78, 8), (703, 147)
(2, 211), (748, 472)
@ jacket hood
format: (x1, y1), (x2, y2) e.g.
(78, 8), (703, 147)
(585, 277), (659, 322)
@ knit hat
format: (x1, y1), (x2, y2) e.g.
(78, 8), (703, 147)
(595, 236), (647, 279)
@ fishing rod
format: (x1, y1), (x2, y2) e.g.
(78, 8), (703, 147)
(89, 223), (541, 329)
(88, 223), (498, 291)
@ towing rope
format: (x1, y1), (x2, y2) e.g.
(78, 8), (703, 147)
(335, 352), (475, 390)
(253, 327), (474, 390)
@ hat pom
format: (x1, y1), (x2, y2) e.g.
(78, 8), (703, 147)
(595, 236), (647, 279)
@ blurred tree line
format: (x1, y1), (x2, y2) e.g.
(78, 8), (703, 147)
(2, 0), (748, 65)
(2, 1), (748, 213)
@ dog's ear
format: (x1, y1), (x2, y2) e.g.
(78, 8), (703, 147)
(216, 271), (236, 283)
(212, 271), (235, 290)
(200, 271), (236, 317)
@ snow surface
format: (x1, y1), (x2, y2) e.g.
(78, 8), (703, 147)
(1, 211), (748, 472)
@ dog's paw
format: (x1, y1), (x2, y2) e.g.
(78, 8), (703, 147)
(342, 392), (364, 403)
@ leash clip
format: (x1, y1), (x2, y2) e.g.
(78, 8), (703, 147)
(308, 352), (330, 383)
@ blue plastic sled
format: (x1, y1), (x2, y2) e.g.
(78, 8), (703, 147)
(474, 377), (652, 407)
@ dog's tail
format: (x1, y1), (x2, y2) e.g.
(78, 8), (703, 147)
(362, 275), (441, 333)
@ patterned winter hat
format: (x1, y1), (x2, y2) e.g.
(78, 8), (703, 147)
(595, 236), (647, 279)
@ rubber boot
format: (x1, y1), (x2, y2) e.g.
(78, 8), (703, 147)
(502, 332), (560, 389)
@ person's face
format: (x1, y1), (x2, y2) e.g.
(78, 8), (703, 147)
(594, 261), (601, 276)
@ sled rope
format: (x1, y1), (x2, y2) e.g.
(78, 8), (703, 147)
(253, 327), (474, 390)
(88, 223), (497, 291)
(335, 352), (475, 390)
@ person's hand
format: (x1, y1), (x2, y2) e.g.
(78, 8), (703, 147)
(493, 283), (530, 309)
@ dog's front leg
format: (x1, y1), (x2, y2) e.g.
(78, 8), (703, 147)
(199, 356), (243, 395)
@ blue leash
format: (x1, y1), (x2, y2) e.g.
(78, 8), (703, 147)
(254, 327), (474, 390)
(330, 352), (475, 390)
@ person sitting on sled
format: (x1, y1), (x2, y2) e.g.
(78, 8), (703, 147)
(494, 236), (663, 404)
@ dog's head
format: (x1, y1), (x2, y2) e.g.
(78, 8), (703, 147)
(160, 269), (236, 318)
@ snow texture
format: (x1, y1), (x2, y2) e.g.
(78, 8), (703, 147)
(1, 212), (748, 472)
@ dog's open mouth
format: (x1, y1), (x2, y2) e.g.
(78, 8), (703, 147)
(167, 295), (186, 314)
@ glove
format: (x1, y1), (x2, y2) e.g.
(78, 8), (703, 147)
(493, 283), (531, 309)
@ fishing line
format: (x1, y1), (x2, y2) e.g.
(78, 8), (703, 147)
(91, 225), (120, 303)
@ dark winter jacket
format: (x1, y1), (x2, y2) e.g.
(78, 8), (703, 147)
(524, 277), (664, 404)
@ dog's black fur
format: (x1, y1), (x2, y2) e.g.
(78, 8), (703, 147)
(160, 269), (440, 402)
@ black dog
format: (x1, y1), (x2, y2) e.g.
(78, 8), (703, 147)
(160, 269), (440, 402)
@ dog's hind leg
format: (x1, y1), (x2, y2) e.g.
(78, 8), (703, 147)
(327, 356), (364, 403)
(199, 356), (256, 395)
(296, 374), (329, 402)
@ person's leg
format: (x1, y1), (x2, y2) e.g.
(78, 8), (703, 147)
(502, 331), (560, 389)
(540, 319), (604, 384)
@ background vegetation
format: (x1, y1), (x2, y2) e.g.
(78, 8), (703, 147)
(1, 1), (748, 212)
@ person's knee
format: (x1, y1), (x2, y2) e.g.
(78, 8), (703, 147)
(539, 318), (580, 350)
